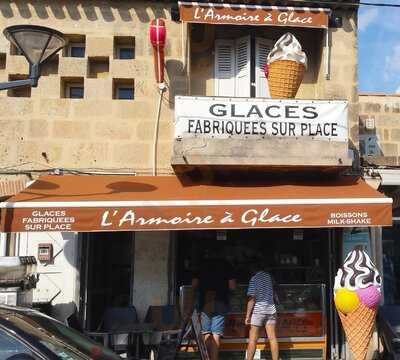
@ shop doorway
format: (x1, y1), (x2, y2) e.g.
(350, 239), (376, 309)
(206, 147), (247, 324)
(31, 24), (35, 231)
(176, 228), (339, 359)
(79, 232), (134, 330)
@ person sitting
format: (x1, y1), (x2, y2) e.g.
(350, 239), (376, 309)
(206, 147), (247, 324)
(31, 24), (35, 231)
(191, 253), (236, 360)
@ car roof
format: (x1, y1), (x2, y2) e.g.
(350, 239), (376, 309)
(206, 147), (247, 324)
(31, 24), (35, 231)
(0, 305), (87, 359)
(0, 304), (40, 316)
(0, 305), (65, 327)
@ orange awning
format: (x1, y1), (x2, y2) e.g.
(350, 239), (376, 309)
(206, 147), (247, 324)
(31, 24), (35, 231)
(0, 177), (27, 198)
(0, 175), (392, 233)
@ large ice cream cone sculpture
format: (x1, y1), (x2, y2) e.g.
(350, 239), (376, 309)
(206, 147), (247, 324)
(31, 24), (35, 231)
(266, 33), (307, 99)
(334, 249), (382, 360)
(338, 304), (376, 360)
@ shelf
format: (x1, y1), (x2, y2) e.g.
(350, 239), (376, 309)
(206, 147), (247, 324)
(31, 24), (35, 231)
(270, 266), (313, 269)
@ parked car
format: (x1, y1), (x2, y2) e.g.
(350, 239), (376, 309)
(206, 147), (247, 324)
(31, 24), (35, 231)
(0, 305), (121, 359)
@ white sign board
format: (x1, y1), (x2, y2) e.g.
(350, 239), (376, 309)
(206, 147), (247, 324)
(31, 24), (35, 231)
(175, 96), (348, 142)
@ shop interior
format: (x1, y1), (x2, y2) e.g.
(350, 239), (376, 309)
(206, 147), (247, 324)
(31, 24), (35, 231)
(176, 228), (337, 353)
(177, 228), (330, 290)
(79, 232), (134, 331)
(74, 228), (346, 358)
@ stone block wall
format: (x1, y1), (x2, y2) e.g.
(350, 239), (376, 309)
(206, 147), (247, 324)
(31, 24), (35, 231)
(359, 94), (400, 166)
(0, 0), (187, 175)
(318, 10), (359, 148)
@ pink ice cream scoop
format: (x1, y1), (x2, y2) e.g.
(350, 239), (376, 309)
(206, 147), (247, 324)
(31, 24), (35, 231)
(356, 285), (381, 309)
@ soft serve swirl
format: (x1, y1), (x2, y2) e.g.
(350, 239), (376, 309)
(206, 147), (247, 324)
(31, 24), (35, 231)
(334, 249), (381, 292)
(267, 32), (308, 68)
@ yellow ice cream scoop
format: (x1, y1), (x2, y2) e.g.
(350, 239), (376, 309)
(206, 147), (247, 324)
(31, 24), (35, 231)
(335, 288), (359, 314)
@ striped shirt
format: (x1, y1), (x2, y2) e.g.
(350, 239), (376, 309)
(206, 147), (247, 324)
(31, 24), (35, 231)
(247, 271), (277, 315)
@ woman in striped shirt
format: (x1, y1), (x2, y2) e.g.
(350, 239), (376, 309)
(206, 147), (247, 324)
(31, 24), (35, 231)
(245, 265), (279, 360)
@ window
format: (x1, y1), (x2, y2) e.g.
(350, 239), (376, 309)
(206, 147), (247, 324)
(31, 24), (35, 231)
(113, 79), (134, 100)
(10, 43), (23, 56)
(117, 86), (134, 100)
(61, 77), (84, 99)
(7, 75), (31, 98)
(8, 86), (31, 98)
(117, 47), (135, 60)
(214, 36), (273, 98)
(63, 35), (86, 58)
(68, 85), (84, 99)
(114, 36), (135, 60)
(68, 43), (85, 58)
(0, 328), (37, 359)
(0, 53), (5, 70)
(88, 57), (109, 79)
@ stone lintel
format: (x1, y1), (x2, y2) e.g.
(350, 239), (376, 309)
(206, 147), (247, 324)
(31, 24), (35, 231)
(172, 138), (352, 169)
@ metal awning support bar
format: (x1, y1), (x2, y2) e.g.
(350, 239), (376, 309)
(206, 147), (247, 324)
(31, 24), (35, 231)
(0, 63), (39, 90)
(0, 79), (36, 91)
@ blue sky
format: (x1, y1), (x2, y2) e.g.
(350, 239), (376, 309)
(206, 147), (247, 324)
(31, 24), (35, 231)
(358, 3), (400, 94)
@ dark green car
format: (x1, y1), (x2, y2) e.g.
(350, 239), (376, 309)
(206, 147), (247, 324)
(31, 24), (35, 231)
(0, 305), (121, 360)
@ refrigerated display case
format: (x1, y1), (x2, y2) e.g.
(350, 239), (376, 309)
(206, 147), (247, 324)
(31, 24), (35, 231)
(179, 284), (327, 358)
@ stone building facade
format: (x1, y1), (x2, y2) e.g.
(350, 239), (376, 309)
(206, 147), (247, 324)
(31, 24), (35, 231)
(0, 1), (359, 176)
(0, 0), (186, 175)
(0, 0), (361, 322)
(0, 2), (379, 359)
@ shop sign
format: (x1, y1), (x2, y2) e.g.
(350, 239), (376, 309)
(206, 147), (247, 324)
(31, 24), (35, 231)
(175, 96), (348, 142)
(20, 210), (75, 232)
(5, 203), (390, 232)
(178, 2), (330, 29)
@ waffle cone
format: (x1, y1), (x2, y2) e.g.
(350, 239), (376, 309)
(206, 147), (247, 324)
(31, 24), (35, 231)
(267, 60), (305, 98)
(338, 303), (376, 360)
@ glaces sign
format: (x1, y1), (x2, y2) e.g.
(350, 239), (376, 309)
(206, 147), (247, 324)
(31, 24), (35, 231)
(175, 96), (348, 142)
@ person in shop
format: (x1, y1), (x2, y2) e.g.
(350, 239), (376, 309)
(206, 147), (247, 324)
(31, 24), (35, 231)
(305, 258), (325, 284)
(245, 262), (279, 360)
(191, 251), (236, 360)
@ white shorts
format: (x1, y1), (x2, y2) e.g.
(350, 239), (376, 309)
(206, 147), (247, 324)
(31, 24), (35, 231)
(250, 312), (277, 327)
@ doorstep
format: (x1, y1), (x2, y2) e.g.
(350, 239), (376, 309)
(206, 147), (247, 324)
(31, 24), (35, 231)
(176, 349), (324, 359)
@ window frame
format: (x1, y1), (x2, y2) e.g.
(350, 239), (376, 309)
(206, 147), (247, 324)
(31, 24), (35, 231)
(10, 44), (23, 56)
(67, 42), (85, 58)
(7, 75), (31, 98)
(115, 85), (134, 100)
(116, 45), (135, 60)
(65, 83), (84, 99)
(214, 35), (272, 98)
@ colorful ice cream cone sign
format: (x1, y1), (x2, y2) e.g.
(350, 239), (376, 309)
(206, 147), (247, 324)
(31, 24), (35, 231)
(266, 33), (307, 99)
(334, 249), (382, 360)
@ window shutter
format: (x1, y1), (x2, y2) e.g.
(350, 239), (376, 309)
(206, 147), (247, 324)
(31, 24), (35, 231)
(255, 37), (273, 98)
(214, 40), (235, 97)
(235, 36), (251, 97)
